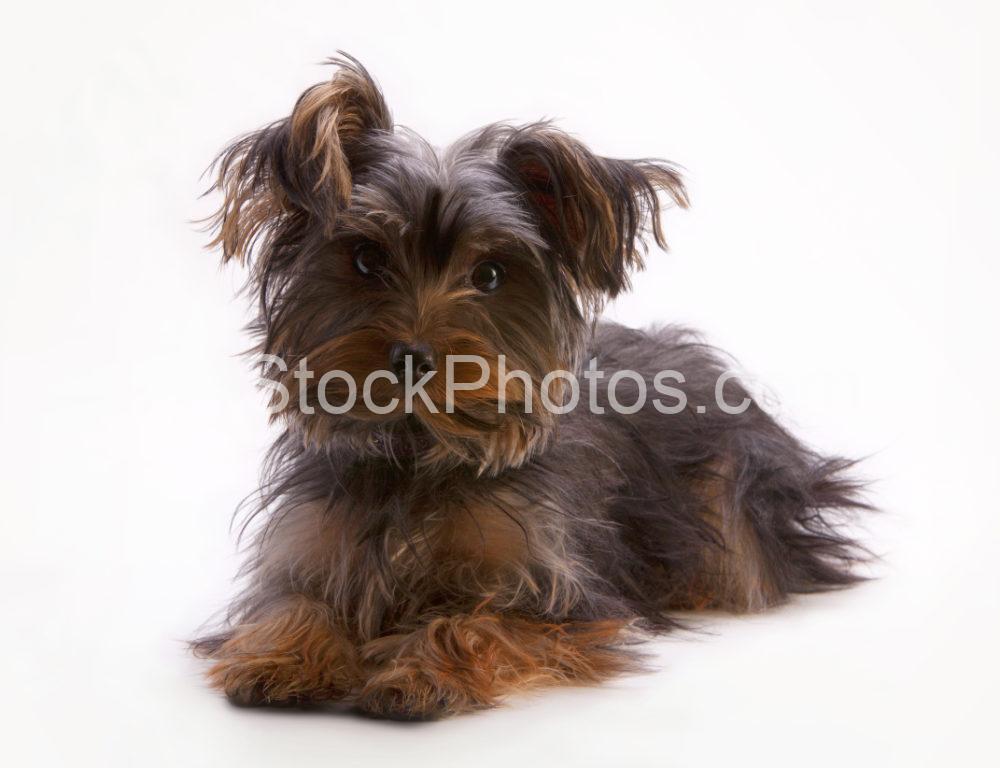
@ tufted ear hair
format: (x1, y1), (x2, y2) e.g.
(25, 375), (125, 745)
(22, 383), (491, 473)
(498, 123), (688, 300)
(205, 54), (392, 266)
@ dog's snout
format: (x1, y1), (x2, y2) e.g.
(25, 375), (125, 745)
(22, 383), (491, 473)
(389, 341), (436, 379)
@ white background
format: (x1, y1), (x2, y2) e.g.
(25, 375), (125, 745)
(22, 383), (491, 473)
(2, 1), (998, 766)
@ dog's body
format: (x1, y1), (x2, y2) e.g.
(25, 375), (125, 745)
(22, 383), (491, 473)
(195, 57), (867, 718)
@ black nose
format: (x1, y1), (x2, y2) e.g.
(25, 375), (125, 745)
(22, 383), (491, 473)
(389, 341), (436, 379)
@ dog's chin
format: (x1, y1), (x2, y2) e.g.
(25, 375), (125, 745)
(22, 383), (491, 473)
(370, 419), (437, 462)
(355, 417), (550, 476)
(364, 420), (485, 473)
(287, 410), (551, 476)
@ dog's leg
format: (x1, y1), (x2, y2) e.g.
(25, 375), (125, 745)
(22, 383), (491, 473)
(677, 448), (866, 612)
(683, 461), (783, 611)
(355, 614), (633, 719)
(197, 594), (360, 706)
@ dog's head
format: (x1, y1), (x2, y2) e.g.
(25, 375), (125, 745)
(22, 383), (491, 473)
(208, 55), (686, 474)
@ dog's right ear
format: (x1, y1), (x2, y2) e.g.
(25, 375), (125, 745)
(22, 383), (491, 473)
(206, 54), (392, 265)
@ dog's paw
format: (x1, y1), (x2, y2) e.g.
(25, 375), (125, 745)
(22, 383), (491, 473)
(200, 597), (360, 707)
(209, 651), (355, 707)
(355, 668), (489, 720)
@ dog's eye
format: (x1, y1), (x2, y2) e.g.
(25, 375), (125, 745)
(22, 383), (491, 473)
(353, 242), (389, 277)
(471, 261), (505, 293)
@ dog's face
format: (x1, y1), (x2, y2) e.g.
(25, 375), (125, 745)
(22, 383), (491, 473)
(209, 56), (686, 475)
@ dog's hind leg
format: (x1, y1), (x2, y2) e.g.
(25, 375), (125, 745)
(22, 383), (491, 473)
(678, 440), (869, 613)
(680, 460), (783, 611)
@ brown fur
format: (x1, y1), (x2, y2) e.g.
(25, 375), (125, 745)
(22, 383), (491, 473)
(670, 462), (783, 611)
(206, 595), (360, 706)
(357, 614), (635, 718)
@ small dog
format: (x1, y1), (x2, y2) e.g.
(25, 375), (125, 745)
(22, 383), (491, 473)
(194, 55), (869, 718)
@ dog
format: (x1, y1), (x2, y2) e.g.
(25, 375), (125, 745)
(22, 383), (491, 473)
(193, 54), (869, 719)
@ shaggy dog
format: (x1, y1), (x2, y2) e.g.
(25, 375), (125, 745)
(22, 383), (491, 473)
(193, 55), (868, 718)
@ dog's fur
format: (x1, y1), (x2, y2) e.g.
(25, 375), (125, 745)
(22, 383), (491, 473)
(193, 55), (869, 718)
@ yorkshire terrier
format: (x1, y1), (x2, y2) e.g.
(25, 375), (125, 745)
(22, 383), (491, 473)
(193, 55), (868, 719)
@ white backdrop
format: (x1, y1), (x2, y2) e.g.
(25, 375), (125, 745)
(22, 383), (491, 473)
(1, 1), (998, 766)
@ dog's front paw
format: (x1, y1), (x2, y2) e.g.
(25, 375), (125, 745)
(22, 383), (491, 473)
(209, 651), (354, 707)
(355, 667), (488, 720)
(199, 596), (359, 706)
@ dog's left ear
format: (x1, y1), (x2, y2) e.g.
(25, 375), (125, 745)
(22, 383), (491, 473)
(499, 124), (687, 300)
